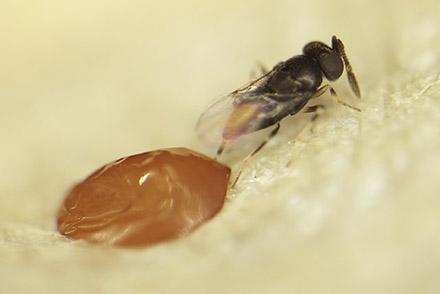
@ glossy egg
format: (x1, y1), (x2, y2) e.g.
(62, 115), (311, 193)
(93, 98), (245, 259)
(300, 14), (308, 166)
(57, 148), (230, 247)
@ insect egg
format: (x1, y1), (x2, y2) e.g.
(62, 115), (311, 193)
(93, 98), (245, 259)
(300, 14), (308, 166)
(57, 148), (230, 248)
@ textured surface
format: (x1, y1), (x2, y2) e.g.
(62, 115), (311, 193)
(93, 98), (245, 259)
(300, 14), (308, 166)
(57, 148), (230, 247)
(1, 0), (440, 293)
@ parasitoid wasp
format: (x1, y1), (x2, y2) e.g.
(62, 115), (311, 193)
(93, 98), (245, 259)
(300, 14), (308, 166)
(196, 36), (361, 186)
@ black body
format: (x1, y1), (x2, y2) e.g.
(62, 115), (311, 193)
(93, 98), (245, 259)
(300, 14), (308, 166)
(196, 36), (361, 158)
(231, 35), (361, 136)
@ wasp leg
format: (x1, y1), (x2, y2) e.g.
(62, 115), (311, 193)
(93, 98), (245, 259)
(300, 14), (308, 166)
(303, 104), (326, 122)
(231, 123), (281, 188)
(249, 62), (269, 79)
(216, 140), (228, 158)
(303, 104), (326, 134)
(257, 62), (269, 75)
(312, 84), (361, 112)
(286, 104), (325, 167)
(310, 85), (331, 99)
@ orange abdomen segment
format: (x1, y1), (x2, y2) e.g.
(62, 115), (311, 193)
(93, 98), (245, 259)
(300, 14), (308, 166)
(223, 103), (263, 140)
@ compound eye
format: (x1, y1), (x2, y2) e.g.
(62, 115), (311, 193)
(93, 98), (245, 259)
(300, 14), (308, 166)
(319, 52), (343, 81)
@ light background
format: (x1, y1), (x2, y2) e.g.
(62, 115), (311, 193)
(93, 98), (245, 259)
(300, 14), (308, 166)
(1, 0), (439, 293)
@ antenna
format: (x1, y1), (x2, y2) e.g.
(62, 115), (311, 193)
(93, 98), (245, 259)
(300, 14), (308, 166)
(332, 36), (361, 98)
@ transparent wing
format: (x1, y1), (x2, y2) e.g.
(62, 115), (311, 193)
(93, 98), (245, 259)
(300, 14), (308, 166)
(195, 67), (279, 147)
(195, 93), (236, 146)
(231, 65), (278, 96)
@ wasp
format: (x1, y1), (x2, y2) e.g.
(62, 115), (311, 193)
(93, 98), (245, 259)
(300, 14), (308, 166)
(196, 36), (361, 186)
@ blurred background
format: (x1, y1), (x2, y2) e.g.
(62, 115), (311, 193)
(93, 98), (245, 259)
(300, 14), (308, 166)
(1, 0), (439, 293)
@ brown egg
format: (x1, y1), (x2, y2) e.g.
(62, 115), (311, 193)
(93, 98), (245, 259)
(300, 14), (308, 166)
(57, 148), (230, 247)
